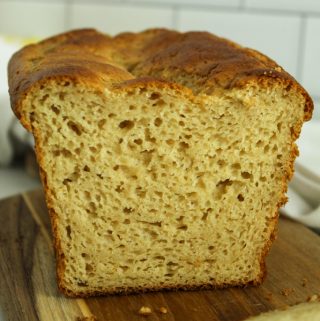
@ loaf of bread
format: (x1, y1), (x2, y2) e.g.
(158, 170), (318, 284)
(8, 29), (313, 297)
(245, 301), (320, 320)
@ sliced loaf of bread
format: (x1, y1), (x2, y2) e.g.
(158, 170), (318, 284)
(8, 29), (313, 297)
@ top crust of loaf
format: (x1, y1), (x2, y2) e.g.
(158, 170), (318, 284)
(8, 28), (313, 129)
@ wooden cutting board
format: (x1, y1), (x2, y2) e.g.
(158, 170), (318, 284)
(1, 189), (320, 321)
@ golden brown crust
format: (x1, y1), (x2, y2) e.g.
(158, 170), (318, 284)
(8, 28), (313, 124)
(59, 275), (263, 298)
(32, 126), (67, 294)
(8, 28), (313, 297)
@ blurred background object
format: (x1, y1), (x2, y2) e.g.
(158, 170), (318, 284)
(0, 35), (40, 198)
(0, 0), (319, 228)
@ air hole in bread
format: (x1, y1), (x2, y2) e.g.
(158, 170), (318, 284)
(155, 191), (163, 198)
(59, 92), (66, 101)
(67, 121), (82, 136)
(166, 139), (174, 145)
(232, 163), (241, 170)
(63, 178), (72, 185)
(217, 159), (226, 167)
(98, 119), (106, 129)
(54, 148), (72, 157)
(83, 165), (90, 172)
(202, 208), (212, 221)
(154, 118), (162, 127)
(150, 92), (161, 100)
(115, 184), (124, 193)
(152, 99), (165, 107)
(39, 94), (49, 103)
(145, 128), (156, 143)
(120, 265), (129, 272)
(119, 120), (134, 129)
(123, 207), (133, 214)
(141, 150), (154, 166)
(197, 178), (206, 189)
(154, 255), (165, 261)
(135, 187), (146, 198)
(86, 264), (94, 272)
(179, 141), (189, 149)
(241, 172), (252, 179)
(66, 225), (72, 239)
(216, 179), (233, 188)
(134, 138), (143, 145)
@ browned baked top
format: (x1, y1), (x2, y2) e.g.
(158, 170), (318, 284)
(8, 28), (313, 119)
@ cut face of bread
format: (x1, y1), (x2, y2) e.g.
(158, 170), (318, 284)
(8, 29), (313, 297)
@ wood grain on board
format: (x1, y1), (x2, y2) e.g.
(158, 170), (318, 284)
(0, 189), (320, 321)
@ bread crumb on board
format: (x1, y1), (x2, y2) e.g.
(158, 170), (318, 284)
(264, 291), (273, 302)
(307, 294), (320, 302)
(76, 316), (97, 321)
(159, 307), (168, 314)
(281, 288), (295, 297)
(302, 278), (308, 287)
(138, 306), (152, 315)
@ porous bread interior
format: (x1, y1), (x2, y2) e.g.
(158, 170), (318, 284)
(245, 302), (320, 320)
(26, 82), (305, 294)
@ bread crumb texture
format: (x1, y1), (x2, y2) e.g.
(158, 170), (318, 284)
(8, 28), (313, 296)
